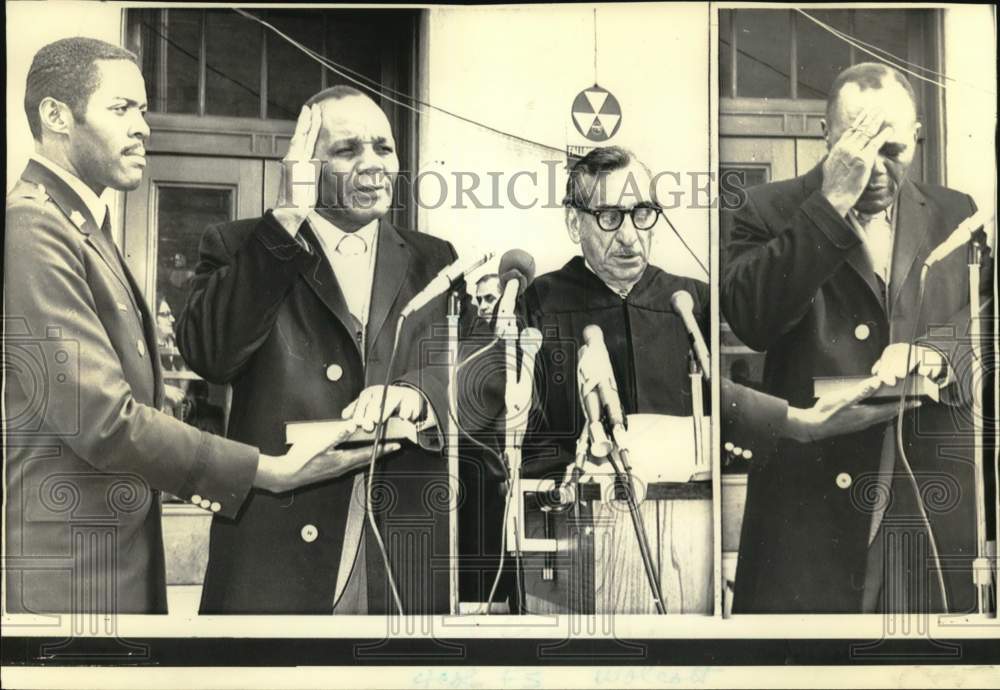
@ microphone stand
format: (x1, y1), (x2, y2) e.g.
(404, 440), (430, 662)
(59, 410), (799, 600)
(499, 310), (535, 612)
(607, 424), (667, 615)
(688, 354), (709, 480)
(446, 290), (461, 615)
(499, 311), (521, 552)
(967, 234), (993, 615)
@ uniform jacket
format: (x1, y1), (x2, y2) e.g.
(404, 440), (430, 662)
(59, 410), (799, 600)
(722, 164), (990, 613)
(4, 160), (258, 614)
(176, 212), (485, 614)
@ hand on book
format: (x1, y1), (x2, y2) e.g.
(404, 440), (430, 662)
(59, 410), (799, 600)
(786, 375), (919, 442)
(341, 385), (427, 432)
(255, 418), (401, 494)
(871, 343), (946, 386)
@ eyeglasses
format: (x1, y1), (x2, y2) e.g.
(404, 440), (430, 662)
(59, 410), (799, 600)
(570, 203), (662, 232)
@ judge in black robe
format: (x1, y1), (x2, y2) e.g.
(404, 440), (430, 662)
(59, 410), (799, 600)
(522, 255), (709, 476)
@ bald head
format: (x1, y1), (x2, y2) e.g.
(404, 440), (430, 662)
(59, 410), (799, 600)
(826, 63), (918, 124)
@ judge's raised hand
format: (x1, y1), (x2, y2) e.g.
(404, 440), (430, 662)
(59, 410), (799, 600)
(870, 342), (946, 387)
(273, 104), (323, 235)
(785, 375), (918, 443)
(821, 109), (895, 216)
(342, 385), (427, 433)
(254, 418), (401, 494)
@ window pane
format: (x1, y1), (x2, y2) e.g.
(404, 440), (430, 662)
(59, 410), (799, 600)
(325, 11), (385, 92)
(205, 10), (262, 117)
(853, 10), (911, 73)
(129, 9), (201, 114)
(734, 9), (791, 98)
(155, 186), (233, 439)
(796, 10), (852, 99)
(127, 9), (163, 111)
(719, 10), (733, 97)
(128, 9), (199, 114)
(155, 186), (231, 330)
(265, 10), (324, 120)
(162, 11), (202, 114)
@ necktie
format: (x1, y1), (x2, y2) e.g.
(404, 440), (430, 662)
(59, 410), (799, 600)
(100, 208), (113, 242)
(857, 211), (893, 284)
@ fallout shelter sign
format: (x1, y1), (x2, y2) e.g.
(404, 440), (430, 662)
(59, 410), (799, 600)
(571, 85), (622, 142)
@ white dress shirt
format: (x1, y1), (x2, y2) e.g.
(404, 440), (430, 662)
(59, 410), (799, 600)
(32, 153), (108, 228)
(307, 212), (379, 331)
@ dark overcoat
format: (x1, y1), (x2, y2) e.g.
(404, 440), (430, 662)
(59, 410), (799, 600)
(722, 164), (989, 612)
(176, 212), (478, 614)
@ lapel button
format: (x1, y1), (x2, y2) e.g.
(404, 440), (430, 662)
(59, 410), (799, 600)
(854, 324), (871, 341)
(326, 364), (343, 381)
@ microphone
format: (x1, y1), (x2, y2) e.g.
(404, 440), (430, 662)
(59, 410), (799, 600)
(923, 209), (991, 268)
(581, 325), (626, 430)
(495, 249), (536, 338)
(578, 343), (613, 458)
(499, 249), (535, 294)
(519, 326), (543, 359)
(505, 327), (543, 441)
(400, 250), (494, 318)
(671, 290), (711, 380)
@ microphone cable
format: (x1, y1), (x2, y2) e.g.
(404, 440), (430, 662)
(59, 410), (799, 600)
(893, 269), (949, 611)
(660, 210), (709, 277)
(450, 335), (517, 614)
(365, 315), (408, 616)
(443, 333), (531, 615)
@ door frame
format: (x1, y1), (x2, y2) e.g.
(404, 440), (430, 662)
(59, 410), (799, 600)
(122, 154), (265, 303)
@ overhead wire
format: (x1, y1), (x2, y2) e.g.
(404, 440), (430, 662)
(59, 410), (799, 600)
(234, 8), (567, 156)
(795, 9), (995, 95)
